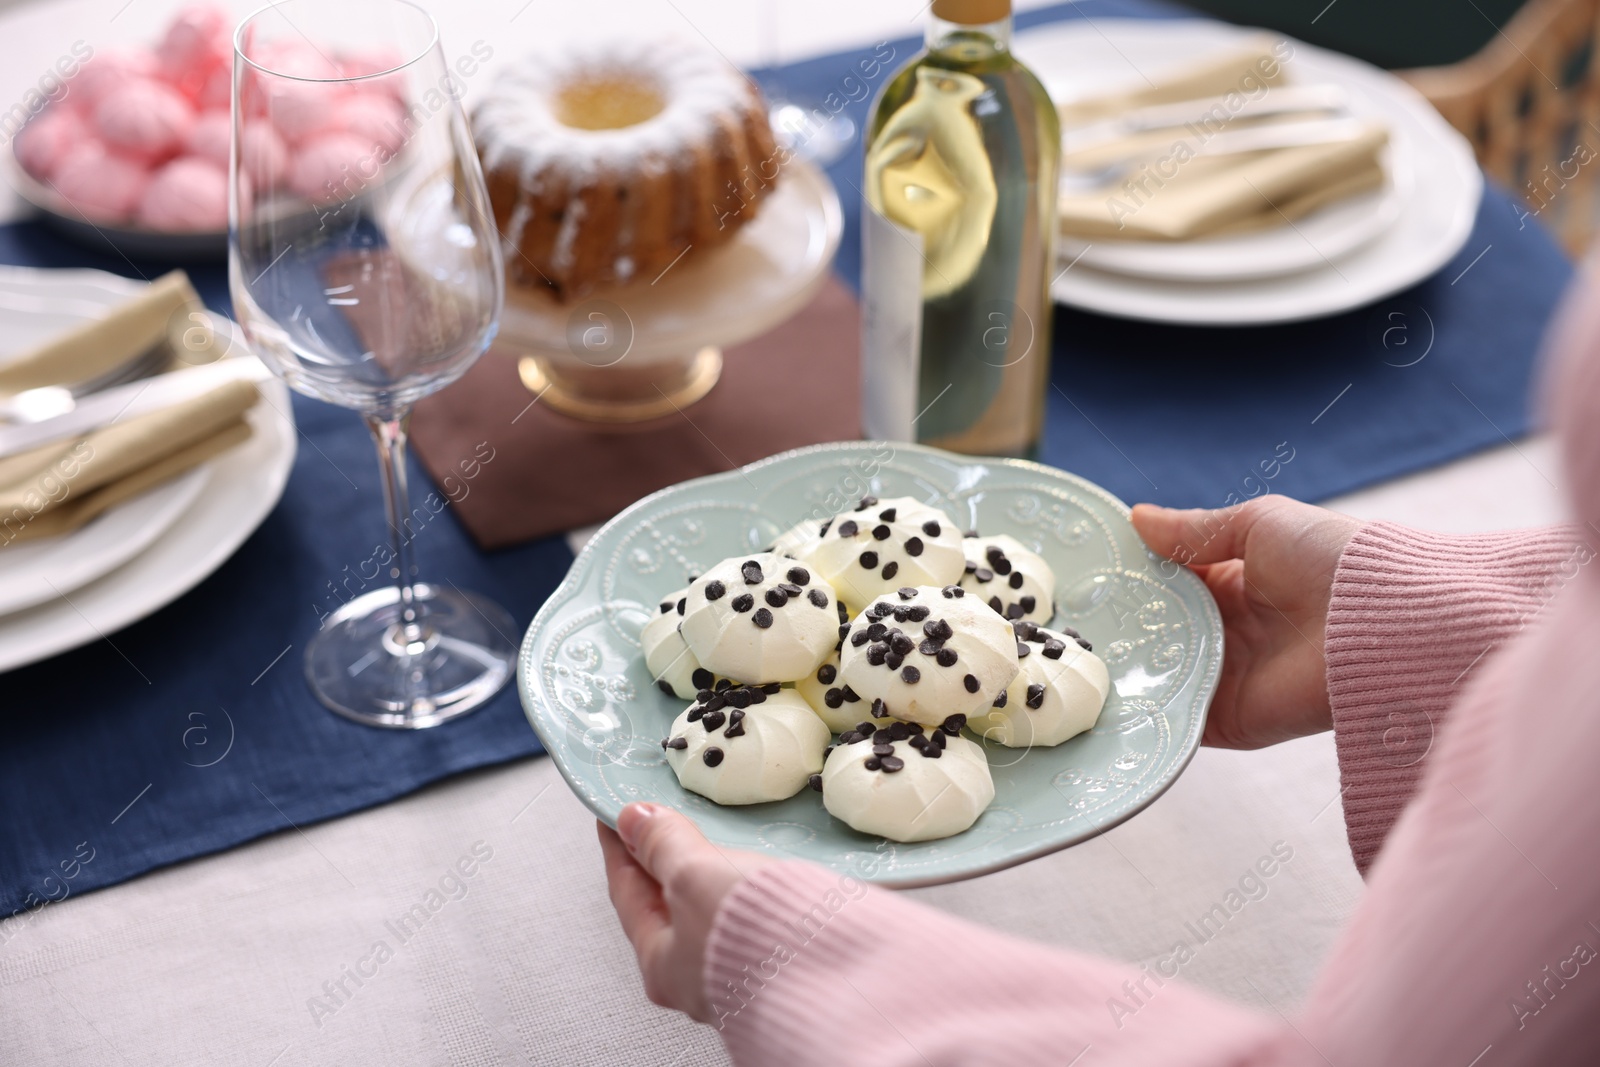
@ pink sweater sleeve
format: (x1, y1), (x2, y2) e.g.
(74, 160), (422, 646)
(1323, 521), (1586, 872)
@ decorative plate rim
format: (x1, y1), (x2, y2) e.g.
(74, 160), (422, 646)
(518, 440), (1221, 887)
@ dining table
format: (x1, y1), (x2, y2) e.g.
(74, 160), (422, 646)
(0, 0), (1576, 1063)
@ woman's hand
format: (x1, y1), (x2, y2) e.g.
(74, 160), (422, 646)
(1131, 496), (1359, 749)
(598, 802), (773, 1022)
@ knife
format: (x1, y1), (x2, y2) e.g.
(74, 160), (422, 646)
(0, 356), (274, 459)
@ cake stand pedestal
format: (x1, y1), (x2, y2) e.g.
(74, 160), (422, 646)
(499, 159), (842, 423)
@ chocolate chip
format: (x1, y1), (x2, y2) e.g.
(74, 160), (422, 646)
(676, 598), (686, 615)
(887, 721), (913, 741)
(855, 720), (876, 735)
(878, 507), (897, 522)
(691, 668), (714, 690)
(901, 666), (921, 683)
(904, 536), (924, 556)
(704, 580), (725, 601)
(660, 601), (673, 614)
(838, 520), (859, 538)
(908, 732), (929, 749)
(741, 561), (764, 585)
(949, 586), (966, 598)
(865, 622), (887, 640)
(1016, 640), (1031, 657)
(989, 596), (1004, 614)
(787, 566), (810, 585)
(897, 587), (917, 601)
(993, 689), (1009, 708)
(808, 773), (823, 792)
(936, 648), (958, 667)
(841, 685), (860, 702)
(667, 736), (688, 750)
(870, 698), (888, 719)
(941, 713), (967, 735)
(920, 744), (942, 759)
(892, 606), (910, 624)
(867, 602), (893, 619)
(703, 693), (727, 713)
(858, 495), (878, 509)
(729, 708), (746, 725)
(1026, 684), (1046, 709)
(931, 729), (947, 749)
(731, 593), (754, 612)
(872, 728), (894, 745)
(818, 663), (837, 684)
(1043, 640), (1065, 659)
(749, 688), (767, 704)
(724, 721), (746, 737)
(974, 567), (994, 583)
(701, 710), (726, 731)
(657, 679), (674, 696)
(819, 519), (833, 537)
(866, 643), (888, 666)
(873, 743), (894, 756)
(837, 602), (850, 621)
(964, 560), (977, 574)
(860, 550), (879, 569)
(881, 561), (899, 580)
(1006, 604), (1025, 620)
(881, 755), (905, 772)
(687, 705), (704, 722)
(779, 583), (802, 597)
(907, 606), (930, 623)
(1010, 572), (1024, 589)
(890, 633), (915, 655)
(963, 674), (980, 693)
(824, 688), (844, 708)
(925, 618), (953, 641)
(864, 757), (881, 771)
(715, 679), (733, 690)
(851, 630), (870, 647)
(885, 653), (904, 670)
(1077, 638), (1094, 652)
(764, 682), (781, 693)
(839, 731), (862, 745)
(763, 588), (787, 609)
(872, 524), (891, 540)
(726, 688), (753, 709)
(809, 588), (829, 608)
(918, 638), (940, 655)
(1020, 595), (1036, 612)
(703, 747), (724, 767)
(922, 520), (941, 537)
(753, 608), (774, 628)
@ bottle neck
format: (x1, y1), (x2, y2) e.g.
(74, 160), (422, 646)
(926, 12), (1012, 54)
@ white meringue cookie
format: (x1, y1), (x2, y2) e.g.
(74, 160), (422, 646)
(679, 553), (840, 683)
(795, 496), (965, 613)
(770, 516), (829, 559)
(641, 592), (730, 698)
(959, 534), (1056, 625)
(837, 585), (1020, 725)
(663, 687), (830, 805)
(795, 649), (869, 732)
(821, 721), (993, 841)
(969, 623), (1109, 747)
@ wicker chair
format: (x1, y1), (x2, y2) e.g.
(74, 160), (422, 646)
(1400, 0), (1600, 254)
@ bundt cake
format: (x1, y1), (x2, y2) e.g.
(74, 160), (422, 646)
(473, 40), (780, 301)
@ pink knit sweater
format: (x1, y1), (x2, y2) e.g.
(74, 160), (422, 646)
(701, 269), (1600, 1064)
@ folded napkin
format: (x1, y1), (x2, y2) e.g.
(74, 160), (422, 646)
(1055, 37), (1388, 242)
(0, 378), (258, 545)
(1058, 123), (1388, 241)
(0, 270), (224, 396)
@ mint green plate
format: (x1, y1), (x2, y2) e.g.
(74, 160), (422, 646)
(518, 442), (1221, 887)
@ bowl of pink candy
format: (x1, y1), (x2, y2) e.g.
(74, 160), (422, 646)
(7, 4), (410, 259)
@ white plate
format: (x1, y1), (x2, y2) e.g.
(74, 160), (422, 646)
(1017, 19), (1482, 325)
(0, 333), (297, 674)
(0, 266), (214, 616)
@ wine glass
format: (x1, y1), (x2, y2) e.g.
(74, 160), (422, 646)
(230, 0), (515, 728)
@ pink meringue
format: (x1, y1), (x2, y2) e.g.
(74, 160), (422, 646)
(332, 93), (407, 154)
(69, 48), (161, 112)
(159, 5), (232, 102)
(51, 143), (150, 222)
(288, 131), (376, 203)
(137, 157), (232, 230)
(184, 109), (231, 166)
(15, 107), (86, 181)
(93, 78), (195, 163)
(238, 122), (288, 190)
(195, 63), (232, 110)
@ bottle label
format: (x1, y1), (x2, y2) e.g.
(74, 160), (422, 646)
(860, 204), (924, 443)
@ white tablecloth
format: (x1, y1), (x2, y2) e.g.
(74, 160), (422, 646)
(0, 0), (1577, 1061)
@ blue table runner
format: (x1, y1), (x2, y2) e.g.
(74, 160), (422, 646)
(0, 0), (1572, 919)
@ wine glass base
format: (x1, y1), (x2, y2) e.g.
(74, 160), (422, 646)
(516, 345), (722, 422)
(306, 583), (517, 729)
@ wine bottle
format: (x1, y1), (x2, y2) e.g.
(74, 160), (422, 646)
(861, 0), (1060, 459)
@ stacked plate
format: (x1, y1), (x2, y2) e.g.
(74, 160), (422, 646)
(1016, 19), (1483, 325)
(0, 266), (297, 673)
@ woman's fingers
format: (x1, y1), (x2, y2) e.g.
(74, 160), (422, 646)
(1130, 498), (1286, 566)
(617, 802), (714, 890)
(598, 821), (669, 949)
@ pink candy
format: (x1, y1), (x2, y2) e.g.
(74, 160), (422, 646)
(52, 143), (150, 222)
(289, 132), (377, 203)
(332, 94), (407, 154)
(184, 109), (231, 167)
(15, 107), (86, 180)
(137, 157), (234, 230)
(69, 48), (160, 112)
(239, 123), (289, 191)
(94, 79), (195, 163)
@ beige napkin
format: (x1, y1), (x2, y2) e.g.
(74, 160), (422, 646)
(0, 270), (225, 396)
(1056, 36), (1289, 125)
(0, 378), (258, 546)
(1058, 123), (1389, 240)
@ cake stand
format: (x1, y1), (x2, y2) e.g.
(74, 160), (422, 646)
(499, 158), (843, 422)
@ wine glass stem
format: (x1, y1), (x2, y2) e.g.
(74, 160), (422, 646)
(365, 409), (425, 644)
